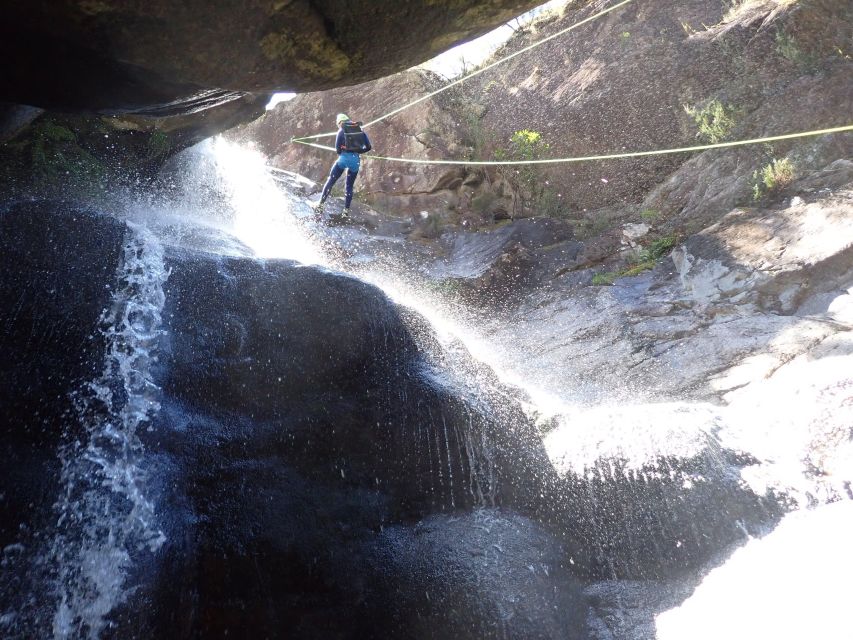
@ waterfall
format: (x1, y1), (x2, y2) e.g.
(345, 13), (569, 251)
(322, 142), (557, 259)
(49, 223), (168, 639)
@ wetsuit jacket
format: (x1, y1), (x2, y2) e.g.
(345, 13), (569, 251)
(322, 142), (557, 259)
(333, 123), (371, 173)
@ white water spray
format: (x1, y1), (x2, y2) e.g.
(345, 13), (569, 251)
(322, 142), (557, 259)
(50, 223), (168, 639)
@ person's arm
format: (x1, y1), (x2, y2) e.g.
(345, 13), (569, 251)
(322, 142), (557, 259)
(335, 129), (345, 154)
(362, 130), (372, 153)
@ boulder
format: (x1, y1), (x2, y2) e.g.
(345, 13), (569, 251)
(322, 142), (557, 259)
(0, 202), (566, 638)
(543, 403), (783, 580)
(359, 510), (590, 640)
(0, 202), (127, 634)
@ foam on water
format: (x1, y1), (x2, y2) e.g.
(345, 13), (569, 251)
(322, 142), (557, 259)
(50, 223), (168, 639)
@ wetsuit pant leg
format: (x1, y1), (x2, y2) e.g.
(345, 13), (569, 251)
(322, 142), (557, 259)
(344, 170), (358, 208)
(320, 163), (345, 203)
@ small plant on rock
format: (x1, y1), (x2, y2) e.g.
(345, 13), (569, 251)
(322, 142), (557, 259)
(752, 157), (795, 200)
(591, 235), (679, 286)
(640, 208), (660, 222)
(639, 235), (678, 262)
(775, 31), (817, 70)
(496, 129), (551, 217)
(685, 99), (737, 144)
(592, 272), (618, 286)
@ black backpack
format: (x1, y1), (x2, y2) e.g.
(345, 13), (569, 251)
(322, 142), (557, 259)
(341, 122), (371, 153)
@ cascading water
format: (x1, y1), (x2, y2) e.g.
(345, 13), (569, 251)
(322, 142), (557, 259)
(4, 134), (846, 639)
(49, 223), (168, 639)
(187, 137), (852, 639)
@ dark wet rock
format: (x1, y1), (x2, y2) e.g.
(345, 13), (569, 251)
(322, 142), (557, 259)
(0, 1), (543, 113)
(0, 202), (127, 631)
(0, 103), (43, 144)
(158, 250), (554, 519)
(360, 510), (590, 640)
(0, 203), (573, 638)
(544, 405), (784, 580)
(108, 245), (568, 638)
(0, 202), (125, 536)
(0, 95), (268, 202)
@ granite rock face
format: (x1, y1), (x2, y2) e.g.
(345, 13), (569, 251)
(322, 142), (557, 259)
(0, 0), (542, 112)
(0, 202), (580, 639)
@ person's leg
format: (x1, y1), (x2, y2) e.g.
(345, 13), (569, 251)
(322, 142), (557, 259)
(320, 162), (345, 204)
(344, 169), (358, 209)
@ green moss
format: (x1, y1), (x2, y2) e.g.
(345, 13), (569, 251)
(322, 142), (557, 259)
(592, 272), (618, 286)
(146, 130), (171, 159)
(775, 30), (817, 69)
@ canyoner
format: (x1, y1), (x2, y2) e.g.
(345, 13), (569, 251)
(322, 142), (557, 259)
(291, 0), (851, 169)
(314, 113), (373, 221)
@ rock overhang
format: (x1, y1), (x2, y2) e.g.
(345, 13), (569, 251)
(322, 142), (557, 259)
(0, 0), (544, 113)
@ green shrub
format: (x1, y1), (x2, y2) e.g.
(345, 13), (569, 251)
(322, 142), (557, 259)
(510, 129), (549, 161)
(685, 99), (736, 144)
(640, 208), (660, 222)
(496, 129), (551, 217)
(639, 235), (678, 262)
(752, 157), (795, 200)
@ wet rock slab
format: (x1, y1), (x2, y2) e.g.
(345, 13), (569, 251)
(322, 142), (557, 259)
(0, 202), (584, 639)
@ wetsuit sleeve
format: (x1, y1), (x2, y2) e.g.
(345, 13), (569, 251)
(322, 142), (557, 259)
(335, 129), (345, 154)
(362, 131), (372, 153)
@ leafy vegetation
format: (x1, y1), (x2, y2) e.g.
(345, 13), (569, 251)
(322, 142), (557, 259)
(592, 272), (618, 286)
(592, 235), (679, 285)
(752, 157), (795, 200)
(494, 129), (564, 217)
(775, 30), (817, 70)
(471, 191), (499, 214)
(639, 235), (678, 262)
(4, 117), (107, 192)
(146, 130), (171, 160)
(685, 99), (737, 144)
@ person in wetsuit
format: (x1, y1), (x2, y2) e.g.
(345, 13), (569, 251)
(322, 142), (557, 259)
(315, 113), (372, 218)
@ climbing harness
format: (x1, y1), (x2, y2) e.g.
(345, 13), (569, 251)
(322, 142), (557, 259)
(290, 0), (852, 165)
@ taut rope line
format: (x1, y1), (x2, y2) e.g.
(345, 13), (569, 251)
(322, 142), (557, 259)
(292, 125), (853, 165)
(291, 0), (635, 142)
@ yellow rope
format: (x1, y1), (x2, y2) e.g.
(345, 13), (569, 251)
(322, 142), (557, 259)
(292, 0), (635, 142)
(292, 124), (853, 165)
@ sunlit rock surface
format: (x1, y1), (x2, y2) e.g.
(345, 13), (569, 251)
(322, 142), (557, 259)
(238, 0), (852, 224)
(544, 403), (783, 580)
